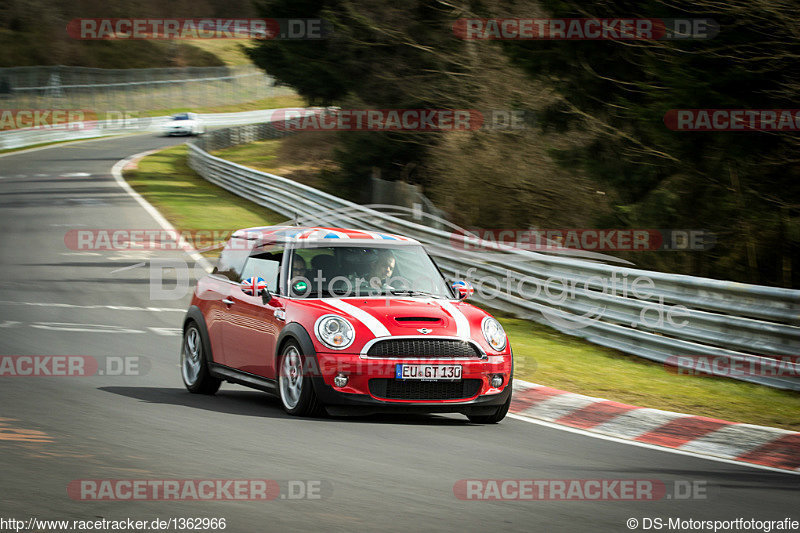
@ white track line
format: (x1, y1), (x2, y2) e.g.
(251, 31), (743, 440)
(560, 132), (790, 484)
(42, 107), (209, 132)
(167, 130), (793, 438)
(110, 150), (212, 272)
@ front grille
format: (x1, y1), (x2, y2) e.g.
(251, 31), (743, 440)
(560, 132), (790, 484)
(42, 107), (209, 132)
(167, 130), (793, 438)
(369, 379), (482, 400)
(366, 339), (482, 358)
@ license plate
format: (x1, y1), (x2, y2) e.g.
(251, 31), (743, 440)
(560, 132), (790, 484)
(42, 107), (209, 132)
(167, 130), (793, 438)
(395, 364), (462, 381)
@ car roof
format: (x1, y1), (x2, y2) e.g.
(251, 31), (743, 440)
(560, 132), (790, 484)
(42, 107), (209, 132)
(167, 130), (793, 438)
(232, 225), (420, 245)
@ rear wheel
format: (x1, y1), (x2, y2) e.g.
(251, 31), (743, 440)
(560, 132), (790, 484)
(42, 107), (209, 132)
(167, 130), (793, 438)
(181, 323), (221, 395)
(278, 340), (324, 416)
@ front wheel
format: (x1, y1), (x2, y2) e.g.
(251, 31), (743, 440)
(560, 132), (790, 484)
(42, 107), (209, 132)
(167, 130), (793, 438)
(181, 323), (221, 395)
(278, 340), (324, 416)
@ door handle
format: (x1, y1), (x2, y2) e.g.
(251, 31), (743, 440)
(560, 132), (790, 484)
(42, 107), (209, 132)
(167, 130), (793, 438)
(222, 299), (234, 305)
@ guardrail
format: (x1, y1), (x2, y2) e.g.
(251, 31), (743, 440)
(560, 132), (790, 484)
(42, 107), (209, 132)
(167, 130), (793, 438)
(188, 123), (800, 390)
(0, 109), (284, 151)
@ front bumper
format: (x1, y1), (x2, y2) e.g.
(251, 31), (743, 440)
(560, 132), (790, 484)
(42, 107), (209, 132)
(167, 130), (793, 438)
(310, 352), (512, 414)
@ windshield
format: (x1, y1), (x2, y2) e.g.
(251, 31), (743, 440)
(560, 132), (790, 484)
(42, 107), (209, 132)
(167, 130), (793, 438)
(172, 113), (190, 121)
(288, 244), (453, 299)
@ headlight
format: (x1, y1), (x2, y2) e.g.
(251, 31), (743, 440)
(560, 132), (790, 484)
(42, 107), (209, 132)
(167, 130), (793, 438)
(314, 315), (355, 350)
(481, 317), (507, 352)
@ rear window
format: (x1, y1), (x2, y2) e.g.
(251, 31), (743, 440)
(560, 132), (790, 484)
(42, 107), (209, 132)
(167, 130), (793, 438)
(241, 246), (285, 292)
(212, 238), (252, 281)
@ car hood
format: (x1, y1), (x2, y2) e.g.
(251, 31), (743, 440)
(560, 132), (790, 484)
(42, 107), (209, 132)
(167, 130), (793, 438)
(300, 296), (486, 344)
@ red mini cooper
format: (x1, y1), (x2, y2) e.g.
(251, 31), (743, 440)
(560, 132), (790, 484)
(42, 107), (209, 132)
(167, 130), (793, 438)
(181, 226), (513, 423)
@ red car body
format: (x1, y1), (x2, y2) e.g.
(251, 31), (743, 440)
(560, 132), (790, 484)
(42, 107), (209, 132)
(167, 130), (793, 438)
(181, 226), (513, 422)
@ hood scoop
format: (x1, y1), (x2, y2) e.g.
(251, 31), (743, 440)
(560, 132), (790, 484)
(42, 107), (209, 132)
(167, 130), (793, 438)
(393, 316), (444, 327)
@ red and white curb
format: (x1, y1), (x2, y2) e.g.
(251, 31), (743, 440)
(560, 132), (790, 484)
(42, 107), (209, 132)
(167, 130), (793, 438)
(510, 380), (800, 474)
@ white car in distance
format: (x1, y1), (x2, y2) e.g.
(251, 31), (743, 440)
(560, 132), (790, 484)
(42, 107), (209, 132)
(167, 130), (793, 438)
(162, 112), (205, 136)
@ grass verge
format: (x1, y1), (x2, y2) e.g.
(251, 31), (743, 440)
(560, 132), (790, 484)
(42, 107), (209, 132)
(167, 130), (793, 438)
(123, 144), (286, 258)
(211, 132), (337, 188)
(503, 318), (799, 430)
(138, 94), (305, 118)
(125, 144), (800, 430)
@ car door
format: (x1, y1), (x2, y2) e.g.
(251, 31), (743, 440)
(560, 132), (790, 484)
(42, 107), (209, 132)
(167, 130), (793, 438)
(205, 236), (253, 367)
(222, 243), (286, 377)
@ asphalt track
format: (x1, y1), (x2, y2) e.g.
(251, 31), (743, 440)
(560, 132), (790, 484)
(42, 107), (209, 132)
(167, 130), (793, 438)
(0, 134), (796, 533)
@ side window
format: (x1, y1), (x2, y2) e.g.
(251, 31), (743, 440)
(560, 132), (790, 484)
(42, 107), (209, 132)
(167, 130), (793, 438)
(241, 245), (284, 292)
(213, 238), (252, 282)
(294, 248), (336, 279)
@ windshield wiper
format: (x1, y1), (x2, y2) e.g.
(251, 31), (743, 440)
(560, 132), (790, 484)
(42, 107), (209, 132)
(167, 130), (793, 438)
(387, 289), (446, 299)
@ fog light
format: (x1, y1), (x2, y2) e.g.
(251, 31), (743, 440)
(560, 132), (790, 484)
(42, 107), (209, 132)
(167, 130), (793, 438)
(491, 375), (504, 388)
(334, 373), (349, 387)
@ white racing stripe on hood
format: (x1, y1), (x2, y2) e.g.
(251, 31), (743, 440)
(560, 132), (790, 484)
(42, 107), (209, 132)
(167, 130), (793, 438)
(324, 299), (391, 338)
(438, 300), (470, 338)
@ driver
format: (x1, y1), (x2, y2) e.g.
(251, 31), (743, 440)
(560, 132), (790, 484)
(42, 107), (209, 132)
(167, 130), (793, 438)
(368, 250), (396, 290)
(291, 254), (307, 281)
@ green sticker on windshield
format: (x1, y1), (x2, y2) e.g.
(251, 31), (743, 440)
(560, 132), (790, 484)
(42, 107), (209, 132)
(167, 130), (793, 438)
(293, 280), (309, 293)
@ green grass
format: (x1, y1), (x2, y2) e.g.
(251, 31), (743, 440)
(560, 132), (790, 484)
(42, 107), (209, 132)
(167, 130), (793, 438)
(0, 31), (228, 68)
(123, 144), (286, 258)
(179, 39), (255, 66)
(502, 318), (800, 431)
(136, 94), (305, 118)
(212, 132), (337, 188)
(125, 145), (800, 431)
(212, 139), (281, 172)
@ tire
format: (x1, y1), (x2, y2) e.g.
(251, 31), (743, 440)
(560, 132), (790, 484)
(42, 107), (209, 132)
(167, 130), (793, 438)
(278, 340), (324, 416)
(466, 379), (512, 424)
(181, 322), (222, 395)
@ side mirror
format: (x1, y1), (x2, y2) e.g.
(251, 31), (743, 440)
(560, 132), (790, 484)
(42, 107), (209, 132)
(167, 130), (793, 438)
(261, 288), (275, 306)
(241, 276), (271, 301)
(451, 280), (474, 300)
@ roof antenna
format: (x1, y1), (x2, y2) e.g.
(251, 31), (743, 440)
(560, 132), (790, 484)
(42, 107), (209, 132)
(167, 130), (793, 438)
(293, 211), (298, 226)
